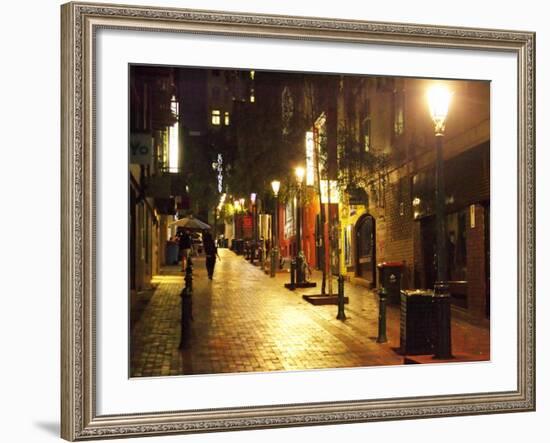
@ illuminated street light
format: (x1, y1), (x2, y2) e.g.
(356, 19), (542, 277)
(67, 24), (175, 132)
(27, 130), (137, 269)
(427, 83), (453, 359)
(427, 85), (452, 136)
(270, 180), (281, 277)
(168, 95), (179, 173)
(250, 192), (258, 263)
(295, 166), (305, 185)
(271, 180), (280, 197)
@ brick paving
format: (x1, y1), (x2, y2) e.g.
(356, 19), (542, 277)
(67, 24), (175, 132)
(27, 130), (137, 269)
(130, 248), (489, 377)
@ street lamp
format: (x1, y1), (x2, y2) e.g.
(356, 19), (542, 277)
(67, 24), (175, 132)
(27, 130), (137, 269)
(427, 84), (453, 359)
(427, 86), (452, 136)
(295, 166), (305, 185)
(270, 180), (281, 277)
(250, 192), (257, 263)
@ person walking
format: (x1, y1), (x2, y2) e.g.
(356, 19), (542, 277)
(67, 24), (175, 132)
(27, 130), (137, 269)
(179, 230), (192, 272)
(203, 231), (219, 280)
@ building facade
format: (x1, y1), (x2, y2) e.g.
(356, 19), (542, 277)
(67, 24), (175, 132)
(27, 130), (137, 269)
(274, 74), (490, 321)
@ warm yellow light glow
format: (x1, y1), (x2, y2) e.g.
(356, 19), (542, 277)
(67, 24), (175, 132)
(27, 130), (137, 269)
(211, 109), (221, 125)
(169, 96), (180, 173)
(295, 166), (305, 184)
(427, 85), (452, 135)
(271, 180), (281, 196)
(168, 121), (179, 172)
(151, 275), (184, 285)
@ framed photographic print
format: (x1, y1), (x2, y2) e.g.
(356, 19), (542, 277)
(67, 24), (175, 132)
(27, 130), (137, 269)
(61, 1), (535, 440)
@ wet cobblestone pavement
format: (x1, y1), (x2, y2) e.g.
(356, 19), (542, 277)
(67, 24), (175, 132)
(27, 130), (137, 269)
(130, 248), (489, 377)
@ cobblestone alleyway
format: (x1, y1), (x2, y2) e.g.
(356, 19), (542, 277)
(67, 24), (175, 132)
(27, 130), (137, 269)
(130, 248), (489, 377)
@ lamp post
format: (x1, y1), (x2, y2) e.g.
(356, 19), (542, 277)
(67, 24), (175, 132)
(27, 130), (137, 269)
(427, 85), (453, 359)
(295, 166), (306, 284)
(270, 180), (280, 277)
(249, 193), (257, 263)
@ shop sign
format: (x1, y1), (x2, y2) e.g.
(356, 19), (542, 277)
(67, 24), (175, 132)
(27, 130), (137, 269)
(130, 133), (153, 165)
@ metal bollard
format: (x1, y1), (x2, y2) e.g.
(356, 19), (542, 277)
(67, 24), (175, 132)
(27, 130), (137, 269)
(289, 258), (296, 289)
(179, 256), (193, 349)
(296, 251), (305, 283)
(260, 246), (265, 270)
(270, 248), (276, 277)
(336, 275), (346, 320)
(179, 287), (193, 349)
(433, 281), (452, 359)
(250, 243), (255, 264)
(377, 286), (388, 343)
(185, 256), (193, 292)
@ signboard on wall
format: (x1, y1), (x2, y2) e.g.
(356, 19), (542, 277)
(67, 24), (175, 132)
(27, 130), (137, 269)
(130, 133), (153, 165)
(284, 199), (295, 239)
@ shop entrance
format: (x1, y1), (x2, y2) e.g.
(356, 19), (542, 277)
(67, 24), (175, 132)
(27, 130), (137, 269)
(355, 214), (376, 285)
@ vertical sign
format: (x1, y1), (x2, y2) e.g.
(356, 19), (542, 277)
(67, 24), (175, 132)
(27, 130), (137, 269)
(216, 153), (223, 193)
(470, 204), (476, 228)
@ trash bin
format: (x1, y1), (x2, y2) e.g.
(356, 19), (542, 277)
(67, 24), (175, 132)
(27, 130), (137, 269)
(377, 261), (403, 304)
(165, 240), (179, 265)
(399, 289), (434, 355)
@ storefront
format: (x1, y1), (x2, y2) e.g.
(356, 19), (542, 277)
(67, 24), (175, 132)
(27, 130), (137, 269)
(412, 141), (490, 319)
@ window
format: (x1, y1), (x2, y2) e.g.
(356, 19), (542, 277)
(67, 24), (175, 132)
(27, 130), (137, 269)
(363, 119), (371, 152)
(224, 111), (230, 126)
(363, 99), (371, 152)
(211, 109), (221, 125)
(393, 91), (405, 136)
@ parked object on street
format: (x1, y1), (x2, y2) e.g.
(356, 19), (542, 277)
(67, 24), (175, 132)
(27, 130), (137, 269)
(165, 240), (179, 265)
(400, 289), (434, 355)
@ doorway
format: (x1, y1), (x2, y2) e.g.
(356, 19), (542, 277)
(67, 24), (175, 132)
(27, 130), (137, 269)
(355, 214), (376, 285)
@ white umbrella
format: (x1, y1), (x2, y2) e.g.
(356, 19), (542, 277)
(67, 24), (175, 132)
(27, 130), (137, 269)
(169, 216), (211, 230)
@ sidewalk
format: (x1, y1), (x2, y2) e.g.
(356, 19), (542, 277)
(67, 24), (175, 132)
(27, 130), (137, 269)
(130, 248), (489, 377)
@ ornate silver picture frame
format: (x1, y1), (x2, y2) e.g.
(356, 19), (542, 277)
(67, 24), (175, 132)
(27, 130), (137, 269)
(61, 2), (535, 440)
